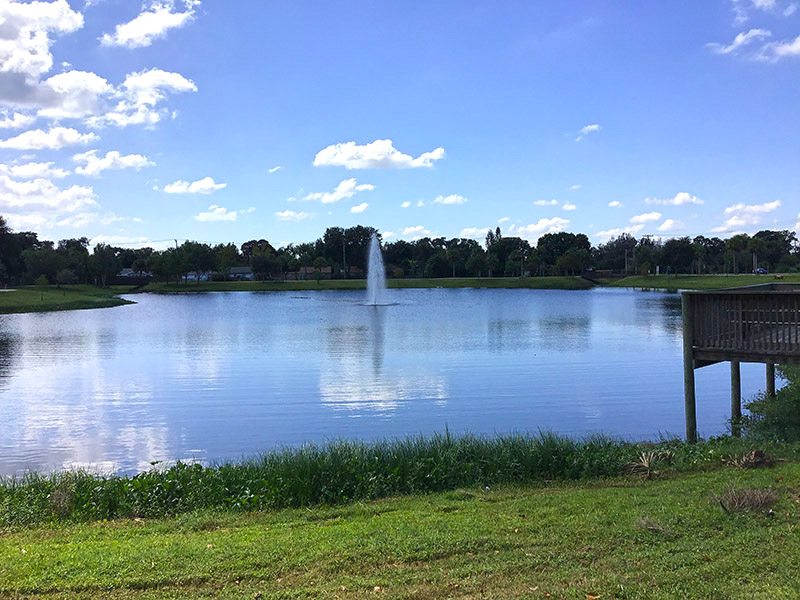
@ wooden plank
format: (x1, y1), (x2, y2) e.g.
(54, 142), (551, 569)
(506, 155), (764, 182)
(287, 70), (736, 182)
(682, 293), (697, 443)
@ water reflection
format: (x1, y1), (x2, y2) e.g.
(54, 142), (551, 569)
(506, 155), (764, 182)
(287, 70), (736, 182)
(0, 288), (773, 475)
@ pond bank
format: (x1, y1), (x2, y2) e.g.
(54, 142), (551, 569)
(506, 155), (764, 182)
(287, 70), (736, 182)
(3, 459), (799, 599)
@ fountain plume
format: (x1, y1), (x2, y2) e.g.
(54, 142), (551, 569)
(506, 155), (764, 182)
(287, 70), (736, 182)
(366, 232), (387, 306)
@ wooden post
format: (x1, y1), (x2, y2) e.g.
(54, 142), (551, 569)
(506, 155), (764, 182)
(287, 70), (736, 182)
(731, 361), (741, 438)
(682, 293), (697, 442)
(767, 363), (776, 398)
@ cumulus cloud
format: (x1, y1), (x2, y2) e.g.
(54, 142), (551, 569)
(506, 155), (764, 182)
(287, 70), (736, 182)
(645, 192), (703, 206)
(303, 178), (374, 204)
(576, 124), (600, 142)
(0, 127), (97, 150)
(350, 202), (368, 214)
(534, 199), (558, 206)
(508, 217), (570, 242)
(268, 166), (282, 173)
(460, 227), (490, 239)
(595, 224), (645, 241)
(711, 200), (781, 232)
(163, 176), (226, 194)
(100, 1), (197, 49)
(0, 174), (97, 230)
(0, 112), (35, 129)
(401, 201), (411, 208)
(73, 149), (154, 176)
(275, 210), (312, 221)
(608, 201), (623, 208)
(194, 205), (238, 222)
(562, 202), (576, 211)
(756, 34), (800, 61)
(657, 219), (684, 232)
(38, 70), (113, 120)
(707, 28), (771, 54)
(401, 225), (432, 239)
(433, 194), (467, 205)
(0, 161), (69, 179)
(313, 139), (445, 169)
(630, 211), (662, 223)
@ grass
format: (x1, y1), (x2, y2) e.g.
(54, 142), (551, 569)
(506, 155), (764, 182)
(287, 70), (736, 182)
(3, 432), (798, 528)
(608, 273), (800, 290)
(0, 285), (135, 315)
(2, 461), (800, 599)
(140, 276), (594, 293)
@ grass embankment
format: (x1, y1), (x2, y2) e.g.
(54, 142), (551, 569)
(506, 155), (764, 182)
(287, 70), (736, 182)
(3, 460), (800, 599)
(610, 273), (800, 290)
(140, 276), (593, 293)
(0, 285), (134, 315)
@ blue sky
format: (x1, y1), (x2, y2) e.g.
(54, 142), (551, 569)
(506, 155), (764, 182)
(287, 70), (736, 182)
(1, 0), (798, 249)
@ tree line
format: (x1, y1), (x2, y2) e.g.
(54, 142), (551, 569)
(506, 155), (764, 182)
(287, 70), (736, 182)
(1, 215), (798, 286)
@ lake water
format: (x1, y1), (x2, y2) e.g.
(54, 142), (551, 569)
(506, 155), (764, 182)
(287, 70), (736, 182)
(0, 288), (772, 476)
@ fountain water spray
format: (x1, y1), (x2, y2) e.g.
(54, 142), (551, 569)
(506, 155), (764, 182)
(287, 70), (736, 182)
(366, 232), (387, 306)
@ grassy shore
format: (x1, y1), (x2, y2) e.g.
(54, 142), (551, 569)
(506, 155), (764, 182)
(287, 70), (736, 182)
(141, 276), (594, 293)
(609, 273), (800, 290)
(2, 461), (800, 599)
(0, 285), (135, 315)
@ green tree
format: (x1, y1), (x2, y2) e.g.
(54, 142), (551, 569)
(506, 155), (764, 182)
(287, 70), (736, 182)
(89, 244), (119, 287)
(35, 274), (49, 300)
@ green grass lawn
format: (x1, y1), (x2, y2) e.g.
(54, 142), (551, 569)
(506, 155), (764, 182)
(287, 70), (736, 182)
(0, 285), (135, 315)
(2, 462), (799, 599)
(609, 273), (800, 290)
(141, 276), (593, 293)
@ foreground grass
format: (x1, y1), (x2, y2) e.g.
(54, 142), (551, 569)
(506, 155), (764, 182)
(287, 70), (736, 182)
(610, 273), (800, 290)
(2, 462), (800, 599)
(141, 276), (593, 293)
(0, 285), (134, 315)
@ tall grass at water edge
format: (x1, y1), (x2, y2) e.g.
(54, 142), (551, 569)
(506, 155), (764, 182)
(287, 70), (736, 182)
(2, 431), (797, 527)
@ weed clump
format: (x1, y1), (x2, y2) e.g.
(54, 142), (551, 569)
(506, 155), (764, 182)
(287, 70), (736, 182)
(714, 485), (779, 514)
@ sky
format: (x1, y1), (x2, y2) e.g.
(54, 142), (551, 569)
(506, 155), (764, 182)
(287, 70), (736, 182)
(0, 0), (799, 250)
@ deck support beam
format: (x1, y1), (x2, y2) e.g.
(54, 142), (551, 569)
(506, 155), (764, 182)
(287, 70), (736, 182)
(731, 361), (741, 437)
(682, 294), (697, 443)
(767, 363), (776, 398)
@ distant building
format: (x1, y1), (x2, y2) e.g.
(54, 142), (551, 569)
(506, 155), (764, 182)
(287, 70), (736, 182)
(118, 268), (152, 278)
(228, 266), (254, 280)
(297, 266), (332, 280)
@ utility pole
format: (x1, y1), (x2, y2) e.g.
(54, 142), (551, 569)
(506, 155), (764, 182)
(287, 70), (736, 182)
(342, 236), (347, 279)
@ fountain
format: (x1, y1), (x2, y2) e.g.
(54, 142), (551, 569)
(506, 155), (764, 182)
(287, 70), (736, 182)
(366, 232), (387, 306)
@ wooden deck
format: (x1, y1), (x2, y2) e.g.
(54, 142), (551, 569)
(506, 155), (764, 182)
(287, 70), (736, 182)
(682, 283), (800, 441)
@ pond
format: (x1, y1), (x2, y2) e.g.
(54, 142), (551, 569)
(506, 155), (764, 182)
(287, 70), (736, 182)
(0, 288), (771, 476)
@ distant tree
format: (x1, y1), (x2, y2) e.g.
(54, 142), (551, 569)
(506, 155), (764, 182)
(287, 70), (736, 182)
(56, 268), (76, 287)
(466, 247), (488, 277)
(35, 274), (48, 300)
(89, 244), (119, 287)
(424, 252), (450, 278)
(182, 241), (215, 284)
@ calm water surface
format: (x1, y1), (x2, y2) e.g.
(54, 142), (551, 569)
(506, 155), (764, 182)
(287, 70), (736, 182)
(0, 288), (771, 475)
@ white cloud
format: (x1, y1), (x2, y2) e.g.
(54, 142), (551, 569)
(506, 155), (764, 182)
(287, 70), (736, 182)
(350, 202), (368, 213)
(0, 161), (69, 179)
(313, 139), (445, 169)
(0, 127), (97, 150)
(509, 217), (570, 242)
(785, 3), (799, 16)
(795, 212), (800, 233)
(498, 217), (510, 224)
(416, 199), (425, 207)
(194, 205), (238, 222)
(757, 34), (800, 61)
(401, 201), (411, 208)
(39, 70), (113, 119)
(630, 211), (662, 223)
(724, 200), (781, 214)
(562, 202), (576, 211)
(382, 231), (395, 239)
(707, 28), (771, 54)
(569, 184), (581, 190)
(73, 149), (154, 176)
(100, 1), (196, 49)
(595, 224), (645, 241)
(0, 175), (97, 218)
(275, 210), (312, 221)
(268, 166), (282, 173)
(534, 199), (559, 206)
(460, 227), (490, 239)
(433, 194), (467, 205)
(657, 219), (685, 232)
(608, 201), (623, 208)
(645, 192), (703, 206)
(303, 178), (374, 204)
(576, 123), (600, 142)
(0, 113), (35, 129)
(163, 176), (226, 194)
(401, 225), (432, 239)
(87, 68), (197, 128)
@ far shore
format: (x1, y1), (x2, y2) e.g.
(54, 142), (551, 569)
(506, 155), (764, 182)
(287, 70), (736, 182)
(1, 273), (798, 315)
